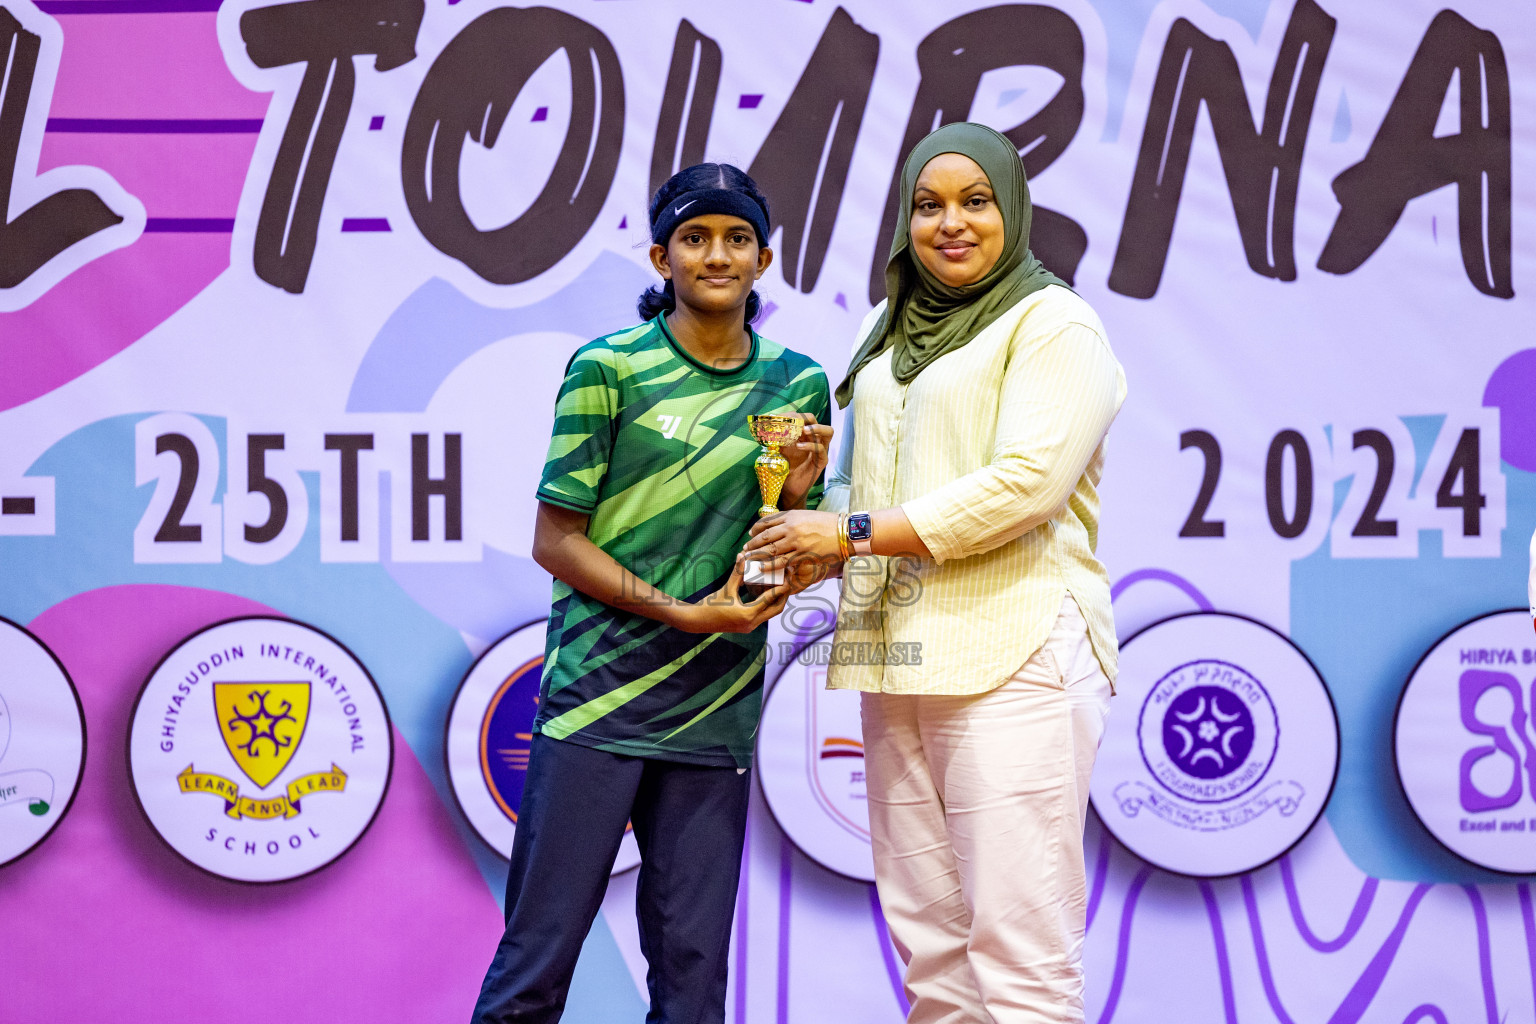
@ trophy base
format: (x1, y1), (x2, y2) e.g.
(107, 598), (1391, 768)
(742, 560), (785, 587)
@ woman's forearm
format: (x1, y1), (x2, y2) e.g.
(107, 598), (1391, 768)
(742, 505), (930, 571)
(867, 507), (932, 559)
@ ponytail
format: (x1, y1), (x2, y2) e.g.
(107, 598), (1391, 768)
(637, 280), (676, 321)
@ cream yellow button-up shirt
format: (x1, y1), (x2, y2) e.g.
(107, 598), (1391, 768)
(819, 284), (1126, 695)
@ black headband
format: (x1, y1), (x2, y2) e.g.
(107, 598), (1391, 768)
(649, 188), (771, 248)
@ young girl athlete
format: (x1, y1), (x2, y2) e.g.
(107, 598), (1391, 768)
(470, 164), (833, 1024)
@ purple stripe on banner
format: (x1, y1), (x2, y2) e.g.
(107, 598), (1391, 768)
(733, 815), (750, 1024)
(1086, 827), (1112, 933)
(46, 118), (262, 133)
(776, 837), (792, 1024)
(1095, 865), (1152, 1024)
(1325, 884), (1432, 1024)
(1110, 568), (1214, 611)
(37, 0), (222, 12)
(1460, 886), (1501, 1024)
(868, 885), (910, 1016)
(341, 218), (391, 232)
(1197, 882), (1240, 1024)
(144, 218), (233, 233)
(1240, 875), (1300, 1024)
(1280, 855), (1377, 952)
(1520, 885), (1536, 1015)
(1402, 1006), (1449, 1024)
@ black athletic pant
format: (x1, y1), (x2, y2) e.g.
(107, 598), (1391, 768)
(470, 733), (752, 1024)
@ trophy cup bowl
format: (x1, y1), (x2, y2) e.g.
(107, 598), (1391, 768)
(743, 413), (803, 589)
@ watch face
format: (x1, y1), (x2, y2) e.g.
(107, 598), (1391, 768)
(848, 514), (873, 541)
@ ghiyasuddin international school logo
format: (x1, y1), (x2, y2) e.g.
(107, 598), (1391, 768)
(0, 619), (86, 867)
(446, 622), (640, 873)
(1091, 613), (1339, 877)
(1396, 609), (1536, 873)
(177, 682), (347, 821)
(128, 617), (392, 883)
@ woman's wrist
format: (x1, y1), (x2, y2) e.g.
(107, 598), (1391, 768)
(811, 510), (846, 561)
(846, 511), (873, 556)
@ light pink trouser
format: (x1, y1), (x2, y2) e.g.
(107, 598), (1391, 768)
(861, 596), (1113, 1024)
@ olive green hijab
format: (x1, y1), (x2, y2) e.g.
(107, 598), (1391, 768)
(835, 122), (1064, 407)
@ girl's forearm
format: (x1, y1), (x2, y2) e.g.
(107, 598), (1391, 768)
(534, 505), (697, 631)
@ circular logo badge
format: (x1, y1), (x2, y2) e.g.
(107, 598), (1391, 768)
(445, 622), (640, 873)
(756, 629), (873, 881)
(128, 617), (392, 883)
(1090, 613), (1338, 877)
(1140, 666), (1278, 804)
(1395, 608), (1536, 873)
(0, 618), (86, 868)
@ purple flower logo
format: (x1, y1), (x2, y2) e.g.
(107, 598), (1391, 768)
(1138, 659), (1279, 804)
(1162, 686), (1255, 781)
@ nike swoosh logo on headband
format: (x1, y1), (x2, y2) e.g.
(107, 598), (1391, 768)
(673, 200), (696, 216)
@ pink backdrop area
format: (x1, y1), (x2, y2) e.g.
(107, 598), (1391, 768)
(0, 585), (502, 1022)
(1, 10), (262, 410)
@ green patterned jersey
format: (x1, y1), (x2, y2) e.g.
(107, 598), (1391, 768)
(533, 315), (830, 768)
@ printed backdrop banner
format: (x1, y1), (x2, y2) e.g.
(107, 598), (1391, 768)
(1, 0), (1533, 1020)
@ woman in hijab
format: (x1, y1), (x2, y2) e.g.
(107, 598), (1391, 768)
(744, 122), (1126, 1022)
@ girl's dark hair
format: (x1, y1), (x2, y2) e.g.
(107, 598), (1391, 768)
(638, 163), (769, 326)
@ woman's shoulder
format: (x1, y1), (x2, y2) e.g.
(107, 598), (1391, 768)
(1007, 283), (1107, 340)
(855, 300), (888, 348)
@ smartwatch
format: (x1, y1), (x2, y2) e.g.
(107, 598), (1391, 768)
(847, 511), (874, 556)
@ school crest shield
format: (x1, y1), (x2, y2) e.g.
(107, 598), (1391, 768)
(214, 682), (310, 790)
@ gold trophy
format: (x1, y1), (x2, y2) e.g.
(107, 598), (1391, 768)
(743, 413), (802, 588)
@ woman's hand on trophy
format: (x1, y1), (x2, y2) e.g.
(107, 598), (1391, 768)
(745, 510), (843, 580)
(675, 554), (790, 633)
(781, 552), (838, 594)
(779, 413), (833, 510)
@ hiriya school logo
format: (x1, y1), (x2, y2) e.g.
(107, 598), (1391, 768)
(446, 622), (640, 873)
(128, 617), (391, 883)
(1395, 609), (1536, 873)
(0, 619), (86, 868)
(757, 629), (874, 881)
(1090, 613), (1339, 877)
